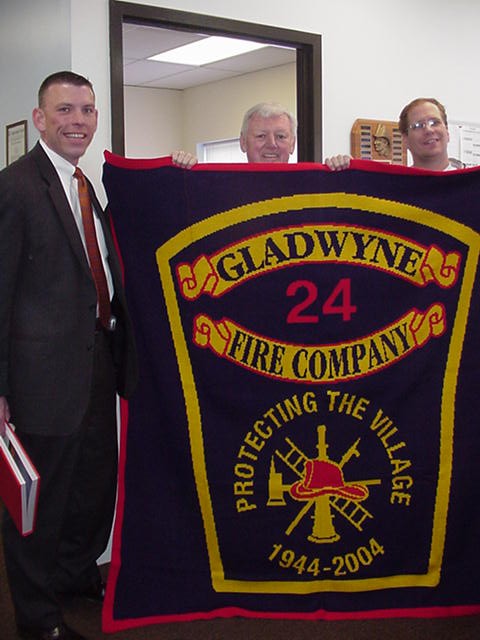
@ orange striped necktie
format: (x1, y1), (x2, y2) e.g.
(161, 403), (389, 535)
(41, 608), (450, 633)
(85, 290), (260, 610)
(73, 167), (111, 329)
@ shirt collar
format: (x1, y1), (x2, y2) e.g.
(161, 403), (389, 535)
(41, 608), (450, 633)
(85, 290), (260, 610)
(39, 139), (77, 183)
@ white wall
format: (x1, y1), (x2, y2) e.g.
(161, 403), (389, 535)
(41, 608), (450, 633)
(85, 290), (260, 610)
(124, 86), (183, 157)
(125, 63), (296, 157)
(183, 63), (296, 154)
(70, 0), (111, 201)
(0, 0), (71, 168)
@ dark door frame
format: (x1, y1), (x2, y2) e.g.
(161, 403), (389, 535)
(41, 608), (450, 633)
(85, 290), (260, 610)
(109, 0), (322, 161)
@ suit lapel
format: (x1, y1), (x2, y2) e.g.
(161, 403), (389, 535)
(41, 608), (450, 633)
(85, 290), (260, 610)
(85, 174), (123, 290)
(32, 143), (123, 294)
(32, 143), (92, 280)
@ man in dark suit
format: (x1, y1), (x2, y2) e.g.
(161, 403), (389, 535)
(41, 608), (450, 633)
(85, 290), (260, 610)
(0, 71), (137, 640)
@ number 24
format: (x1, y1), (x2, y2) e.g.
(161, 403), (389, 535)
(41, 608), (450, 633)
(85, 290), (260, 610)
(286, 278), (357, 323)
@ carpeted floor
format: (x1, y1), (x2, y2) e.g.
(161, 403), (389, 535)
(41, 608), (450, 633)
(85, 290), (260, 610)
(0, 513), (479, 639)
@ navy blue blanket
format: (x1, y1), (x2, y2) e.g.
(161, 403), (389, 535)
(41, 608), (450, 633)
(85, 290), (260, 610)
(101, 154), (480, 631)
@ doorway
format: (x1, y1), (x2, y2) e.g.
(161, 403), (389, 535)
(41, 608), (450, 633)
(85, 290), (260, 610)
(109, 0), (322, 161)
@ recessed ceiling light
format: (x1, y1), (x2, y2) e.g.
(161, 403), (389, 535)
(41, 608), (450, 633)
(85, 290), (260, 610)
(148, 36), (268, 66)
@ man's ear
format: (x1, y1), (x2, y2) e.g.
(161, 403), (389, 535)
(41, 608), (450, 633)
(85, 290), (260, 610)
(239, 133), (247, 153)
(32, 107), (45, 133)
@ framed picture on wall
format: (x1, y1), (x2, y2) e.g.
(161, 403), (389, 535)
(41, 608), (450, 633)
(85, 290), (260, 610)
(6, 120), (27, 166)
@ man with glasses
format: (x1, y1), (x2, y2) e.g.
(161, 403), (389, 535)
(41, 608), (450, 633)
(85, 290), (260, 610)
(398, 97), (456, 171)
(326, 97), (462, 171)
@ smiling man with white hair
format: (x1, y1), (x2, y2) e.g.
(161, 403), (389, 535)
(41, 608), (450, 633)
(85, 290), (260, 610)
(173, 101), (297, 167)
(239, 102), (297, 163)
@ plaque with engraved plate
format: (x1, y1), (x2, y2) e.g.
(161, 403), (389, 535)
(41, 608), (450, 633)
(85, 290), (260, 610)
(351, 118), (406, 165)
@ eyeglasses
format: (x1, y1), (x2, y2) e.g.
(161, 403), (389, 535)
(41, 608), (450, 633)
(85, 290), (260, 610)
(408, 118), (444, 131)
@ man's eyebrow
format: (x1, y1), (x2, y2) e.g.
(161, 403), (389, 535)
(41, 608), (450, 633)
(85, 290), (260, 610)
(55, 102), (96, 108)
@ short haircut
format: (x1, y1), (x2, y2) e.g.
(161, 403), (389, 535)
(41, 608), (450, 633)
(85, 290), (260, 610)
(38, 71), (94, 107)
(398, 97), (448, 134)
(240, 102), (297, 137)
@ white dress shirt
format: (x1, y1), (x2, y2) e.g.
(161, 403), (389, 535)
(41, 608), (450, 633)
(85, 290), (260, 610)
(39, 139), (114, 300)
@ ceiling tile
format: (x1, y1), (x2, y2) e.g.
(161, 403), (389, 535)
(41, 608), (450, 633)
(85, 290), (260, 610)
(144, 67), (242, 90)
(122, 24), (206, 60)
(122, 24), (296, 89)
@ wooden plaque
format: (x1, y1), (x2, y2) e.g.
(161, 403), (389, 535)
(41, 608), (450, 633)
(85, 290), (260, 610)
(351, 119), (406, 165)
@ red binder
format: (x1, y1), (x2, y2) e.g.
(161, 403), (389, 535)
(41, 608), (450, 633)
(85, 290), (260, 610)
(0, 423), (40, 536)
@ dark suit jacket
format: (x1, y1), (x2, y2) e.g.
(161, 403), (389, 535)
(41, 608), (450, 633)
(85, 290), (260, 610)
(0, 142), (137, 435)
